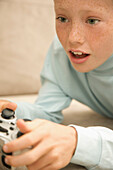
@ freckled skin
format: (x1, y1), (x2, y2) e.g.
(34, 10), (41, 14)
(54, 0), (113, 72)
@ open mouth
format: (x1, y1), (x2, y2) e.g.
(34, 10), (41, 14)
(69, 50), (90, 64)
(70, 51), (90, 58)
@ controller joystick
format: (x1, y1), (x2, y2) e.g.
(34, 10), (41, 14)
(0, 108), (31, 170)
(1, 109), (15, 120)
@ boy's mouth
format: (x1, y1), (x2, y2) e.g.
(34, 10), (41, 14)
(69, 50), (90, 64)
(70, 51), (90, 58)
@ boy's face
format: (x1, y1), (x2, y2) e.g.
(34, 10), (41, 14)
(54, 0), (113, 72)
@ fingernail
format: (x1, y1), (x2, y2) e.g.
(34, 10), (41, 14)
(5, 157), (9, 164)
(3, 145), (8, 152)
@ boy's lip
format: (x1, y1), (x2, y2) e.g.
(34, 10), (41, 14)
(68, 49), (91, 64)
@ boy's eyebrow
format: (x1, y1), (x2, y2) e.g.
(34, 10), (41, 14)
(55, 7), (67, 11)
(55, 7), (106, 15)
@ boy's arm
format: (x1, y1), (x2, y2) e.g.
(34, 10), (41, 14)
(15, 36), (72, 123)
(70, 125), (113, 170)
(15, 79), (71, 123)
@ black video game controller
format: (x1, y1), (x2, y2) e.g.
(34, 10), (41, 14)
(0, 108), (31, 170)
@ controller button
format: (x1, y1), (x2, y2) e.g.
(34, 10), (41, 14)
(10, 122), (15, 126)
(23, 119), (31, 122)
(6, 132), (9, 135)
(1, 155), (11, 169)
(0, 126), (8, 133)
(1, 109), (15, 119)
(17, 131), (24, 138)
(9, 127), (14, 131)
(0, 120), (3, 123)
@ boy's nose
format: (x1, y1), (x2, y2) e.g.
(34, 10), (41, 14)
(68, 23), (85, 45)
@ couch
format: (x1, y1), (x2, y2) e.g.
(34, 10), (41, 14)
(0, 0), (113, 170)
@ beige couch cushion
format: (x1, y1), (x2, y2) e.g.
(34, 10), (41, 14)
(0, 0), (55, 96)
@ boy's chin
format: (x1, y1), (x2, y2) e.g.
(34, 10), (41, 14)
(72, 64), (94, 73)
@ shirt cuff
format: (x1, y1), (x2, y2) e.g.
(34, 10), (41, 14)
(69, 125), (102, 169)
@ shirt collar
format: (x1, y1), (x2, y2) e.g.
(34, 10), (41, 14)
(89, 54), (113, 75)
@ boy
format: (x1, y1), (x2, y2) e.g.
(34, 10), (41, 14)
(1, 0), (113, 169)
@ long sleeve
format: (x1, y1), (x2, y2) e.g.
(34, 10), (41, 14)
(15, 37), (72, 123)
(70, 125), (113, 170)
(15, 80), (71, 123)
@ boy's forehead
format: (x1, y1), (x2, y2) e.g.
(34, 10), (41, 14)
(54, 0), (113, 11)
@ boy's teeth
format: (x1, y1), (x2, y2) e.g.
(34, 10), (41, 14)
(72, 51), (83, 55)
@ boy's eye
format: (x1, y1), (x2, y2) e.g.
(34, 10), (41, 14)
(56, 17), (69, 23)
(86, 18), (100, 25)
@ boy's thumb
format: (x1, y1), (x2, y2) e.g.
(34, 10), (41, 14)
(0, 100), (17, 112)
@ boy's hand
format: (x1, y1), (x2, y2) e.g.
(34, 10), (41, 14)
(3, 119), (77, 170)
(0, 100), (17, 112)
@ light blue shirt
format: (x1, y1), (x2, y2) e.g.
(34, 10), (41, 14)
(16, 35), (113, 170)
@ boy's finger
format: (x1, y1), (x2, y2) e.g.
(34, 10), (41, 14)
(16, 119), (43, 133)
(0, 101), (17, 112)
(3, 119), (49, 153)
(5, 138), (53, 167)
(16, 119), (34, 133)
(3, 119), (48, 153)
(3, 128), (39, 153)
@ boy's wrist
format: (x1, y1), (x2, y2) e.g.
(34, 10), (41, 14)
(69, 126), (78, 157)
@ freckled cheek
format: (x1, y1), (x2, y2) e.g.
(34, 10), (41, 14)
(56, 25), (69, 48)
(86, 30), (109, 52)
